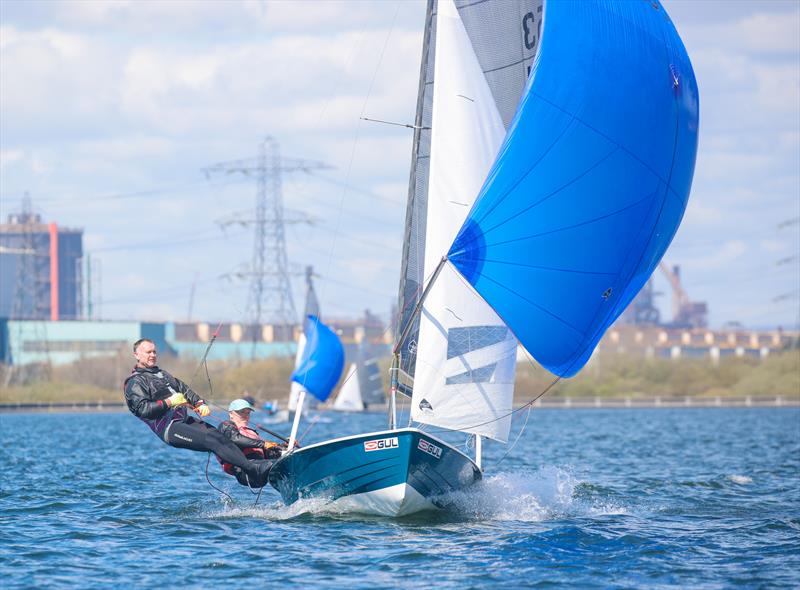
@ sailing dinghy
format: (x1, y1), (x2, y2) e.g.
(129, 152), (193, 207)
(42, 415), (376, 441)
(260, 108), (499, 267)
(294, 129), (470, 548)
(267, 0), (698, 516)
(332, 353), (385, 412)
(288, 266), (323, 416)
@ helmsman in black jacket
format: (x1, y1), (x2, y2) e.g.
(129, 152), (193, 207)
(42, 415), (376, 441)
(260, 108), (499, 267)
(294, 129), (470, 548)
(123, 338), (273, 485)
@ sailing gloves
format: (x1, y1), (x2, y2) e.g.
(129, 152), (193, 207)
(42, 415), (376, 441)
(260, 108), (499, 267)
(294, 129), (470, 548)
(263, 441), (282, 459)
(165, 392), (189, 408)
(164, 392), (210, 418)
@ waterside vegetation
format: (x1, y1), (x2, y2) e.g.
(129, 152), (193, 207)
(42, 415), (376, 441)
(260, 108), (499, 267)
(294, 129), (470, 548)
(514, 349), (800, 403)
(0, 350), (797, 405)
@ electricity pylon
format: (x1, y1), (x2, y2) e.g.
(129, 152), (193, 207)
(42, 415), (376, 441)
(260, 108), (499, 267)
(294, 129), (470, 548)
(205, 137), (329, 357)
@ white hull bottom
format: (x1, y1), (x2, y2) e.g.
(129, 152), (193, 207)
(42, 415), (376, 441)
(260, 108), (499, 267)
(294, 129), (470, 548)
(325, 483), (436, 517)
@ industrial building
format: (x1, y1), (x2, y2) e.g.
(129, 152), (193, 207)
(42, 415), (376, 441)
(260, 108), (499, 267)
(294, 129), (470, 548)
(598, 324), (797, 361)
(0, 202), (791, 371)
(0, 205), (83, 320)
(621, 262), (709, 329)
(2, 315), (794, 370)
(0, 314), (391, 368)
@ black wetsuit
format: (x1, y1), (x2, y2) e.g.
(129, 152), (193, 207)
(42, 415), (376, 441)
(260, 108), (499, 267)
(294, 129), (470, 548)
(123, 365), (272, 483)
(217, 420), (282, 487)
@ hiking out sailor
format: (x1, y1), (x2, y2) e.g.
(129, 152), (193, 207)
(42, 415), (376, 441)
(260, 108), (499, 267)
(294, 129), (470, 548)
(123, 338), (273, 485)
(217, 398), (284, 487)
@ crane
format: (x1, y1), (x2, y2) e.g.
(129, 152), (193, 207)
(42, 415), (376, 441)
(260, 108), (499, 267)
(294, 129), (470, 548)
(658, 261), (708, 328)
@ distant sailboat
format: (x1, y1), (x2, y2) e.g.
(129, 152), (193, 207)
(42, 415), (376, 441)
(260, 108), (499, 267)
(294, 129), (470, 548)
(331, 354), (385, 412)
(256, 399), (290, 425)
(284, 314), (345, 449)
(267, 0), (699, 516)
(288, 266), (322, 414)
(332, 363), (364, 411)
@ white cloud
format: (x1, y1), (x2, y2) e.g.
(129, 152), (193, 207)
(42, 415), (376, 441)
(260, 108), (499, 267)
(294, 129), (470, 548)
(759, 238), (791, 254)
(700, 8), (800, 56)
(685, 240), (749, 272)
(26, 0), (423, 35)
(0, 149), (25, 169)
(1, 0), (798, 329)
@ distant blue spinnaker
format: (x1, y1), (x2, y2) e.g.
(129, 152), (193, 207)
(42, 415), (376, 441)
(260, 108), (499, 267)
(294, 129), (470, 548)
(291, 315), (344, 402)
(448, 0), (699, 377)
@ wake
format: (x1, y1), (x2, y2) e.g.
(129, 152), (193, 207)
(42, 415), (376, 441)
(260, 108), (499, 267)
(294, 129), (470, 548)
(203, 465), (627, 522)
(440, 465), (627, 522)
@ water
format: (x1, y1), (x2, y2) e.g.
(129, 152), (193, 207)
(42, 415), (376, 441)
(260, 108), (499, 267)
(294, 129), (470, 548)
(1, 408), (798, 589)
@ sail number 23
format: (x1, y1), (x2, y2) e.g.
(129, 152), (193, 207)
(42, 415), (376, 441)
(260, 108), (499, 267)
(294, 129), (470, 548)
(522, 5), (543, 51)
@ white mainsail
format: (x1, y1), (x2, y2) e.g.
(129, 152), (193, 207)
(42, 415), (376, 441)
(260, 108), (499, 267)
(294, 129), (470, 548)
(409, 0), (517, 442)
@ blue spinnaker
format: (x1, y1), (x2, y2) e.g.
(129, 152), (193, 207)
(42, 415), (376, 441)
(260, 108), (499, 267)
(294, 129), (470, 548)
(291, 315), (345, 402)
(448, 0), (699, 377)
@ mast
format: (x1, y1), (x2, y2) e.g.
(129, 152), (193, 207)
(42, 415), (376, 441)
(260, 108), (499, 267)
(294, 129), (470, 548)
(393, 0), (542, 442)
(394, 0), (436, 385)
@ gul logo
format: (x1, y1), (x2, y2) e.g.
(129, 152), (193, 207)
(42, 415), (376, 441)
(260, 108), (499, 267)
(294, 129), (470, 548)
(417, 439), (442, 459)
(364, 437), (399, 452)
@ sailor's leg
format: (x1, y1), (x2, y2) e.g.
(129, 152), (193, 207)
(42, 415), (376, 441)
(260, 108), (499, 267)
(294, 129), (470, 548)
(166, 419), (260, 474)
(231, 464), (272, 488)
(243, 462), (272, 488)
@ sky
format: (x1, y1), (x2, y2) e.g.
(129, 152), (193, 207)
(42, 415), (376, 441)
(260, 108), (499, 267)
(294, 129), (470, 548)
(1, 0), (798, 331)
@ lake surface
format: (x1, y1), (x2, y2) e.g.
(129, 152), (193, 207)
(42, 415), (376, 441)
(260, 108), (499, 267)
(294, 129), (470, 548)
(1, 407), (798, 589)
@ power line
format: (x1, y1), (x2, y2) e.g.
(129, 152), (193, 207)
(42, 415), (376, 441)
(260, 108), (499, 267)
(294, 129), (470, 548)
(306, 171), (405, 206)
(91, 229), (248, 253)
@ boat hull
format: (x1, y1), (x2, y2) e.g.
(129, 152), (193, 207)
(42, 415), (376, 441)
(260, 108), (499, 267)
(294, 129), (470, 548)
(257, 409), (290, 425)
(267, 427), (481, 516)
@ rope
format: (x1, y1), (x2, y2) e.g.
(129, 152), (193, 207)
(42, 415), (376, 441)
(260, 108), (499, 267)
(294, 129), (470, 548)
(187, 335), (281, 503)
(253, 483), (264, 507)
(186, 321), (223, 393)
(204, 453), (234, 504)
(494, 404), (533, 467)
(203, 450), (273, 507)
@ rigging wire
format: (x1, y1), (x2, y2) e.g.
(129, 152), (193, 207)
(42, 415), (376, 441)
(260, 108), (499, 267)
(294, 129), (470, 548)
(186, 321), (224, 393)
(283, 2), (403, 413)
(313, 1), (402, 312)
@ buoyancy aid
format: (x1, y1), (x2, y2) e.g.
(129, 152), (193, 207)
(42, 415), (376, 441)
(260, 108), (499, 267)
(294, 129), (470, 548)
(220, 423), (266, 476)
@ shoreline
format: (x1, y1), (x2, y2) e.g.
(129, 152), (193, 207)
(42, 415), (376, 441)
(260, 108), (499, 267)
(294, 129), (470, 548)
(525, 395), (799, 409)
(1, 395), (798, 414)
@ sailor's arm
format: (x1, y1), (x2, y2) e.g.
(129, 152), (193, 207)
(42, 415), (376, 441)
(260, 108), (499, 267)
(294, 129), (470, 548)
(124, 378), (169, 419)
(170, 374), (204, 407)
(218, 421), (266, 450)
